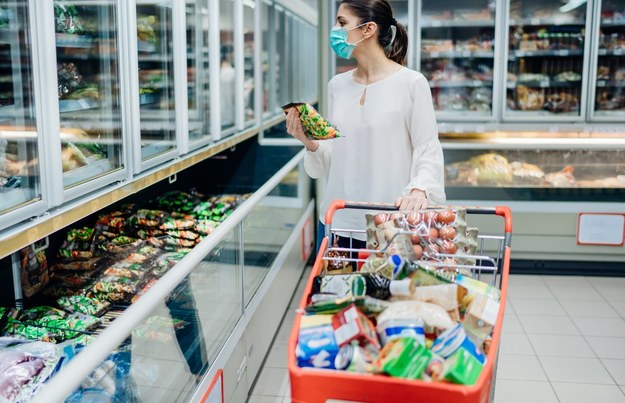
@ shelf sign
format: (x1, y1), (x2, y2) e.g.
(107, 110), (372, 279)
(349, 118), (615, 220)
(577, 213), (625, 246)
(200, 369), (224, 403)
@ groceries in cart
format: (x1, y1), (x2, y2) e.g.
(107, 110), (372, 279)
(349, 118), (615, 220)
(295, 206), (502, 385)
(282, 102), (341, 140)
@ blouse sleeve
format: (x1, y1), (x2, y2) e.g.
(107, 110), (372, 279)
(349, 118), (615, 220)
(303, 80), (334, 179)
(404, 74), (446, 204)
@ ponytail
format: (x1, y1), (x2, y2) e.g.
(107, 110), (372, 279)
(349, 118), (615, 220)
(341, 0), (409, 65)
(385, 22), (408, 65)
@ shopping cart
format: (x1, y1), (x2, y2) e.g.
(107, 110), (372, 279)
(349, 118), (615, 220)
(288, 200), (512, 403)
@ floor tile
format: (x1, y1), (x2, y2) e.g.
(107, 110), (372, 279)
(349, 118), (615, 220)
(265, 343), (288, 368)
(252, 367), (290, 397)
(610, 302), (625, 319)
(548, 285), (605, 301)
(542, 275), (592, 287)
(248, 395), (286, 403)
(587, 337), (625, 360)
(528, 334), (595, 358)
(499, 332), (535, 355)
(507, 284), (555, 300)
(596, 286), (625, 302)
(502, 313), (524, 334)
(510, 298), (566, 316)
(603, 359), (625, 385)
(508, 274), (547, 285)
(494, 379), (558, 403)
(551, 382), (625, 403)
(621, 386), (625, 395)
(518, 314), (580, 335)
(571, 317), (625, 337)
(497, 354), (548, 381)
(588, 277), (625, 288)
(560, 299), (621, 318)
(539, 356), (615, 384)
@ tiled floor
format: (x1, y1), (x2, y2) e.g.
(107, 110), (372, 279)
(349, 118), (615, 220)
(248, 273), (625, 403)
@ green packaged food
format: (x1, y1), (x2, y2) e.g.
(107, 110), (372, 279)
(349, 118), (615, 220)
(52, 257), (103, 272)
(282, 102), (340, 140)
(137, 245), (163, 258)
(160, 218), (196, 231)
(66, 227), (95, 242)
(136, 228), (165, 239)
(440, 347), (484, 385)
(110, 235), (138, 246)
(165, 229), (200, 241)
(57, 295), (111, 317)
(195, 220), (219, 235)
(52, 270), (98, 288)
(379, 337), (432, 379)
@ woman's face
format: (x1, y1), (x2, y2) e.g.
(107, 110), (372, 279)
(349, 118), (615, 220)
(335, 4), (366, 44)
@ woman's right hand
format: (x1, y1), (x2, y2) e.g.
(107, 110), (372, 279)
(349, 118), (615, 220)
(286, 108), (318, 151)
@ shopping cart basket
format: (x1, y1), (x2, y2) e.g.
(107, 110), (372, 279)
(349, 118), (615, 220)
(288, 200), (512, 403)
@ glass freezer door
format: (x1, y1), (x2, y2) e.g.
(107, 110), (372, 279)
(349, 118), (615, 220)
(592, 0), (625, 119)
(54, 2), (124, 188)
(419, 0), (498, 120)
(504, 0), (589, 120)
(136, 1), (177, 162)
(186, 0), (211, 147)
(0, 1), (43, 222)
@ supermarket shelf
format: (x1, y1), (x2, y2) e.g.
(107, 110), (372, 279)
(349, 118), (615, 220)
(431, 80), (493, 88)
(59, 98), (99, 113)
(596, 80), (625, 88)
(0, 126), (262, 259)
(421, 50), (494, 59)
(601, 18), (625, 27)
(421, 19), (495, 28)
(594, 109), (625, 115)
(597, 48), (625, 56)
(137, 40), (157, 53)
(55, 33), (96, 48)
(62, 159), (115, 188)
(509, 17), (586, 26)
(507, 80), (581, 89)
(505, 109), (581, 117)
(509, 49), (584, 58)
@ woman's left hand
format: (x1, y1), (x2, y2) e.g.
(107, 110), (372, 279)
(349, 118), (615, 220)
(396, 189), (428, 211)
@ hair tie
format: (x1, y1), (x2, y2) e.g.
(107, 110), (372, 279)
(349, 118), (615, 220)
(391, 18), (398, 26)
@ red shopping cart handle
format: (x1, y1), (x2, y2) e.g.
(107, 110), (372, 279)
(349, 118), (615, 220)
(325, 200), (513, 235)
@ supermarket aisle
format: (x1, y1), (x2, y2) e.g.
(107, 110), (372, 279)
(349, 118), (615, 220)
(248, 273), (625, 403)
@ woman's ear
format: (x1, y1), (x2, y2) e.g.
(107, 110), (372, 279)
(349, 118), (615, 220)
(363, 21), (378, 39)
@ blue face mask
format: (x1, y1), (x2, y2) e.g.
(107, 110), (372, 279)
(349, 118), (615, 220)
(330, 22), (368, 59)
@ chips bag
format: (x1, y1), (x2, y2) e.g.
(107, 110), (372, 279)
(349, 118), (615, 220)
(283, 102), (341, 140)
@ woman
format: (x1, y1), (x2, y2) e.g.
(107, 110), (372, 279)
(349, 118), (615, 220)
(286, 0), (445, 251)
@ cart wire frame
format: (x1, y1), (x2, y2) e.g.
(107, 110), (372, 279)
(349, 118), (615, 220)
(288, 200), (512, 403)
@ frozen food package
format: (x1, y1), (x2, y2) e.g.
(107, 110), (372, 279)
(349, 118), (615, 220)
(57, 295), (111, 317)
(19, 244), (50, 298)
(282, 102), (341, 140)
(376, 300), (454, 334)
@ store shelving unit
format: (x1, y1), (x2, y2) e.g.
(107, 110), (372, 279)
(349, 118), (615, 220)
(418, 0), (502, 121)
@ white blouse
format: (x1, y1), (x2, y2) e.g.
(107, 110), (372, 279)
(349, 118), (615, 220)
(305, 67), (446, 239)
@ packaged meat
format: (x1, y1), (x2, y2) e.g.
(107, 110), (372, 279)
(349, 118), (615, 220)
(468, 153), (513, 185)
(544, 165), (576, 187)
(516, 86), (544, 111)
(511, 161), (545, 184)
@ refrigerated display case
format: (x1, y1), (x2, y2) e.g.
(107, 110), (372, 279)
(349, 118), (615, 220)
(441, 131), (625, 266)
(243, 0), (256, 126)
(0, 1), (45, 229)
(260, 0), (271, 117)
(186, 0), (212, 148)
(133, 1), (178, 165)
(220, 0), (237, 134)
(5, 142), (314, 403)
(52, 2), (125, 188)
(504, 0), (591, 120)
(590, 0), (625, 120)
(418, 0), (500, 121)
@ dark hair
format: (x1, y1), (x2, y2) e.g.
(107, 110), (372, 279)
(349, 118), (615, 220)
(340, 0), (408, 65)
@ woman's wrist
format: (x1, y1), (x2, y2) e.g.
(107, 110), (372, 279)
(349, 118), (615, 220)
(305, 140), (319, 152)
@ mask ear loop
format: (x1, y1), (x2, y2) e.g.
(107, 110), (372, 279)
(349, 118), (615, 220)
(385, 25), (397, 50)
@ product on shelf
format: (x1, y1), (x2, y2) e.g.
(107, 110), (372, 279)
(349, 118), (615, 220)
(468, 153), (513, 185)
(543, 165), (576, 187)
(19, 244), (50, 298)
(515, 86), (544, 111)
(421, 40), (454, 53)
(554, 71), (581, 82)
(597, 65), (611, 80)
(510, 161), (545, 184)
(0, 338), (60, 402)
(54, 5), (95, 35)
(137, 15), (158, 43)
(543, 91), (579, 113)
(517, 73), (549, 82)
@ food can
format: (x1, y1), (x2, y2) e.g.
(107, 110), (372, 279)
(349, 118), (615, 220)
(334, 344), (372, 373)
